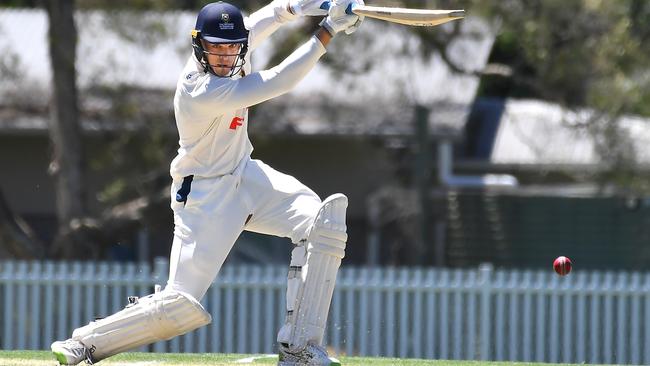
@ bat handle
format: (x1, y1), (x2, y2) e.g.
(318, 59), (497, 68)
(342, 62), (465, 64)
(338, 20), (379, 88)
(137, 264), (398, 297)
(320, 1), (357, 15)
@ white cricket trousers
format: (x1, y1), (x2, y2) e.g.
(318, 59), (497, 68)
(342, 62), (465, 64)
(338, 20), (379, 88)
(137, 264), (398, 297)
(165, 157), (321, 301)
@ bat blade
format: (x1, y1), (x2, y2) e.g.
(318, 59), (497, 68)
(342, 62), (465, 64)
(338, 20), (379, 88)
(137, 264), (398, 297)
(349, 4), (465, 27)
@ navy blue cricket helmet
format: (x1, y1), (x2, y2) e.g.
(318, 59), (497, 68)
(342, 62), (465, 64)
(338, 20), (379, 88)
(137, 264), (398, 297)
(192, 2), (249, 77)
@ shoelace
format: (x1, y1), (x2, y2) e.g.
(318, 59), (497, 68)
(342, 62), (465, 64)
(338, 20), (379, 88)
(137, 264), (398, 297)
(61, 340), (95, 365)
(83, 345), (96, 365)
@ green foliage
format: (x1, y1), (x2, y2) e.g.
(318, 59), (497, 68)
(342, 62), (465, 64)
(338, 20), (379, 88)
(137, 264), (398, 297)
(8, 0), (649, 194)
(473, 0), (649, 116)
(76, 0), (266, 12)
(464, 0), (650, 192)
(100, 12), (172, 49)
(85, 84), (177, 206)
(0, 0), (38, 6)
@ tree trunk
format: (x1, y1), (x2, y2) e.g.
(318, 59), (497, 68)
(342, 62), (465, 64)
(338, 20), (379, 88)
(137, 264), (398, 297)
(45, 0), (86, 259)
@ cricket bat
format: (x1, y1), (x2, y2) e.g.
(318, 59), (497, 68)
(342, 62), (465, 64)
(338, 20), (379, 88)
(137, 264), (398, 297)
(322, 2), (465, 27)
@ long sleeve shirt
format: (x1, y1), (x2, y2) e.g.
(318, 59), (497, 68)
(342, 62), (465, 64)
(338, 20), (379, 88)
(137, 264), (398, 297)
(170, 0), (326, 180)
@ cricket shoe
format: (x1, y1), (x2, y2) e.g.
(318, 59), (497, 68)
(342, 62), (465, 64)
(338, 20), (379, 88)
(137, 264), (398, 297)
(51, 339), (96, 365)
(278, 343), (341, 366)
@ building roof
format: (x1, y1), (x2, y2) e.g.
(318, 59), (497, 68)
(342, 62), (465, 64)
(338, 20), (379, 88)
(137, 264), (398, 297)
(490, 99), (650, 168)
(0, 8), (494, 138)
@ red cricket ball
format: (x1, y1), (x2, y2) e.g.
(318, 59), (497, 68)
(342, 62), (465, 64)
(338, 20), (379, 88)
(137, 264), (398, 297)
(553, 256), (572, 276)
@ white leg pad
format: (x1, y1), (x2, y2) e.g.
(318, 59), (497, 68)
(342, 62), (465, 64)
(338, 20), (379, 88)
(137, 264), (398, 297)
(72, 289), (211, 361)
(281, 193), (348, 351)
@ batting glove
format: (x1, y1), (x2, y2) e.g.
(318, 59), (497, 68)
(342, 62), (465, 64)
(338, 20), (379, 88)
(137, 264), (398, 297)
(289, 0), (329, 16)
(320, 0), (364, 36)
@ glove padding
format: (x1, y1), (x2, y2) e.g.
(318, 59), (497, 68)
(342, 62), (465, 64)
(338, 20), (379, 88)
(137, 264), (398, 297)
(289, 0), (329, 16)
(320, 0), (364, 35)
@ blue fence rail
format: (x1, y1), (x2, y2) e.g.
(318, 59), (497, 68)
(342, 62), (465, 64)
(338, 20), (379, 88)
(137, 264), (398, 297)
(1, 259), (649, 364)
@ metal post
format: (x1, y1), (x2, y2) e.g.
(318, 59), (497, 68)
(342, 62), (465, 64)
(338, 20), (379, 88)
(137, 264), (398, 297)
(153, 257), (169, 287)
(414, 105), (432, 264)
(366, 194), (381, 266)
(137, 228), (150, 263)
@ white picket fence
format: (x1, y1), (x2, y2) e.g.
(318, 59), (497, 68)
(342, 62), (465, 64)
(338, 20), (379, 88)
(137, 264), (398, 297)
(1, 259), (650, 364)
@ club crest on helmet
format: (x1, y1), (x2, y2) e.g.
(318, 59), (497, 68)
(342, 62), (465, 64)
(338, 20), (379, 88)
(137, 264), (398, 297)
(220, 13), (234, 30)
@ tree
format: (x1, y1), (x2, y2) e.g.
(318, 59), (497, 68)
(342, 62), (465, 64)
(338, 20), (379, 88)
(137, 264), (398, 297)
(44, 0), (89, 258)
(462, 0), (650, 193)
(6, 0), (650, 264)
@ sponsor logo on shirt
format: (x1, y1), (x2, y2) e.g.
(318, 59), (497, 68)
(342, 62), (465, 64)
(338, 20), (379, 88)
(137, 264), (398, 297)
(229, 116), (244, 130)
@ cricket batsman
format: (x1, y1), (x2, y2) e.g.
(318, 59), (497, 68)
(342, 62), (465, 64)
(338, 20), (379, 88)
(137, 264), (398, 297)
(50, 0), (363, 365)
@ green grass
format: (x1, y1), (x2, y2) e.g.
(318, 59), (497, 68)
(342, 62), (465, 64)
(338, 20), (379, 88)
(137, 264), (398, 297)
(0, 350), (604, 366)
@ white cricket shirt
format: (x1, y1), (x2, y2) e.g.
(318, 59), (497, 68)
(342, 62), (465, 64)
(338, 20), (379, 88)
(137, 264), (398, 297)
(170, 1), (326, 180)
